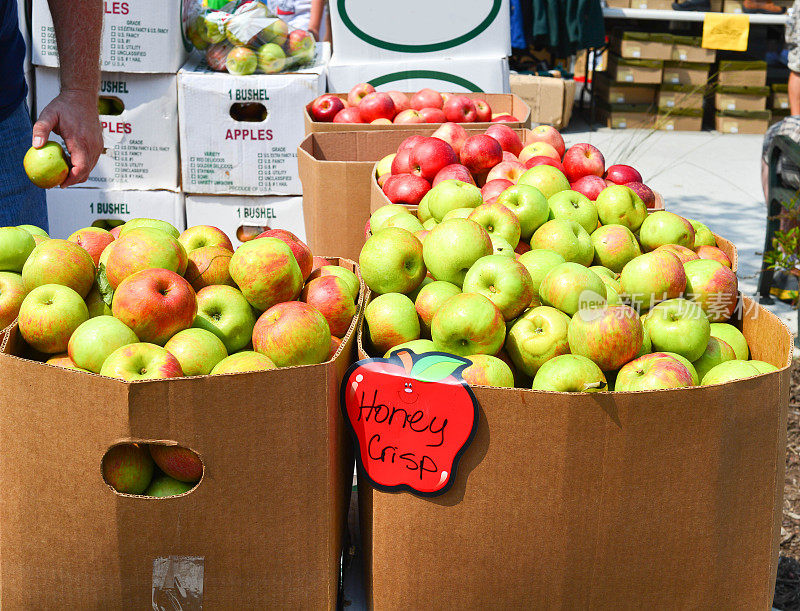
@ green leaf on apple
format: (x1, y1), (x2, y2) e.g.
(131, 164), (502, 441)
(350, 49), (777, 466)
(410, 354), (471, 383)
(96, 263), (114, 307)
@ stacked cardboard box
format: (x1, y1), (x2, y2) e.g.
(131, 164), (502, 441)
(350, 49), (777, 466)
(771, 84), (790, 125)
(716, 61), (771, 133)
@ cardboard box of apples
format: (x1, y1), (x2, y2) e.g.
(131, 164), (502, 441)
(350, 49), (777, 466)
(353, 130), (793, 607)
(0, 219), (361, 607)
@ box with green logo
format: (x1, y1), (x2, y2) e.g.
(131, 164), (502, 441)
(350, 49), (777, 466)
(671, 36), (716, 63)
(595, 72), (657, 106)
(662, 61), (711, 87)
(772, 84), (790, 111)
(607, 56), (663, 85)
(610, 32), (673, 61)
(716, 110), (771, 134)
(718, 61), (767, 88)
(715, 86), (770, 113)
(658, 84), (707, 111)
(599, 103), (656, 129)
(657, 107), (704, 131)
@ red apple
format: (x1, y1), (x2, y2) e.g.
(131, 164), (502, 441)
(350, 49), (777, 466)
(386, 90), (410, 113)
(473, 98), (492, 122)
(409, 137), (457, 181)
(486, 160), (526, 184)
(104, 228), (187, 290)
(358, 92), (396, 123)
(397, 135), (427, 155)
(460, 134), (503, 174)
(443, 95), (478, 123)
(431, 122), (468, 156)
(110, 226), (123, 239)
(605, 164), (643, 185)
(571, 175), (608, 201)
(562, 143), (605, 183)
(696, 245), (732, 268)
(523, 156), (565, 173)
(501, 151), (519, 163)
(419, 107), (447, 123)
(252, 301), (331, 366)
(184, 245), (234, 291)
(112, 268), (197, 345)
(67, 227), (114, 267)
(256, 228), (314, 280)
(519, 142), (560, 165)
(433, 163), (475, 187)
(527, 125), (566, 158)
(333, 107), (363, 123)
(393, 109), (425, 124)
(371, 118), (392, 125)
(328, 335), (343, 359)
(228, 237), (303, 311)
(485, 123), (523, 157)
(491, 114), (518, 122)
(301, 275), (357, 337)
(481, 179), (513, 201)
(383, 174), (431, 205)
(411, 88), (443, 110)
(308, 94), (345, 122)
(179, 225), (233, 253)
(149, 445), (203, 483)
(347, 82), (375, 107)
(391, 149), (413, 174)
(625, 182), (656, 208)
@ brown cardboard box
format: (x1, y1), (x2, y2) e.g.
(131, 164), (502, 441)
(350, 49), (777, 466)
(716, 110), (772, 134)
(509, 74), (576, 130)
(662, 61), (711, 86)
(356, 277), (791, 607)
(715, 86), (770, 112)
(671, 36), (716, 63)
(711, 0), (724, 9)
(605, 0), (630, 6)
(0, 260), (364, 608)
(772, 109), (791, 126)
(610, 32), (674, 61)
(607, 55), (663, 84)
(598, 104), (657, 130)
(304, 93), (531, 135)
(658, 84), (706, 110)
(629, 0), (673, 7)
(772, 84), (790, 111)
(718, 61), (768, 88)
(595, 72), (658, 105)
(574, 48), (608, 77)
(656, 107), (704, 131)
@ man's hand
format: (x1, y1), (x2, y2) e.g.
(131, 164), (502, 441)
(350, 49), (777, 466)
(31, 89), (103, 188)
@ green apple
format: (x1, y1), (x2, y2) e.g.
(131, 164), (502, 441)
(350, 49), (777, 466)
(422, 218), (438, 231)
(0, 226), (35, 272)
(414, 280), (461, 337)
(643, 298), (710, 362)
(0, 271), (26, 329)
(660, 352), (699, 385)
(17, 225), (49, 239)
(360, 227), (426, 295)
(417, 192), (433, 223)
(22, 239), (96, 298)
(423, 219), (492, 286)
(365, 293), (420, 354)
(257, 42), (286, 73)
(614, 352), (694, 391)
(683, 259), (738, 323)
(210, 351), (276, 375)
(491, 236), (516, 258)
(382, 214), (424, 234)
(505, 305), (570, 377)
(442, 207), (478, 221)
(517, 249), (565, 297)
(18, 284), (89, 354)
(462, 354), (514, 388)
(517, 165), (571, 199)
(193, 285), (257, 354)
(462, 255), (534, 321)
(709, 322), (749, 360)
(635, 326), (652, 358)
(619, 251), (687, 311)
(691, 336), (736, 382)
(406, 276), (434, 303)
(385, 339), (436, 357)
(547, 190), (598, 235)
(588, 265), (616, 281)
(431, 293), (506, 356)
(638, 211), (695, 251)
(595, 185), (647, 231)
(23, 141), (69, 188)
(376, 154), (395, 179)
(371, 204), (413, 232)
(467, 203), (521, 247)
(590, 224), (641, 272)
(531, 354), (606, 392)
(601, 277), (621, 305)
(226, 46), (258, 75)
(496, 184), (550, 239)
(67, 315), (138, 373)
(145, 474), (194, 497)
(701, 359), (763, 385)
(538, 262), (606, 316)
(689, 219), (717, 247)
(119, 218), (180, 239)
(164, 328), (228, 376)
(568, 304), (643, 371)
(751, 360), (778, 373)
(84, 284), (113, 318)
(426, 180), (483, 222)
(529, 219), (593, 266)
(102, 443), (154, 494)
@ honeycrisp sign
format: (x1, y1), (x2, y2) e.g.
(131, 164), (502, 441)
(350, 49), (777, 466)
(341, 350), (479, 497)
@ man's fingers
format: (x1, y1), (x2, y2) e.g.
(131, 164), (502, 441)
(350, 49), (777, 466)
(60, 141), (90, 187)
(31, 107), (58, 148)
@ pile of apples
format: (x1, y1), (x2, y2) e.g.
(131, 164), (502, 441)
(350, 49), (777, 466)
(0, 220), (359, 383)
(358, 129), (776, 392)
(307, 84), (520, 125)
(375, 124), (659, 210)
(102, 442), (203, 498)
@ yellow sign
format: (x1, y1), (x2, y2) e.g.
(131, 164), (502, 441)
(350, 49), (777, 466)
(702, 13), (750, 52)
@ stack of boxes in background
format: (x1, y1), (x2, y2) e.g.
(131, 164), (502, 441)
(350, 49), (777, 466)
(772, 83), (791, 124)
(715, 61), (771, 133)
(31, 0), (188, 237)
(326, 0), (511, 94)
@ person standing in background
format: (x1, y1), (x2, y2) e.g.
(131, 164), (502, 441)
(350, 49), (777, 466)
(268, 0), (327, 42)
(0, 0), (103, 230)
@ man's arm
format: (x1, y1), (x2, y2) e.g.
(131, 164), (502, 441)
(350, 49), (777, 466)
(31, 0), (104, 187)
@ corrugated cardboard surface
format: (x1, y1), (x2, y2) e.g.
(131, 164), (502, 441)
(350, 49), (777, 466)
(662, 63), (710, 87)
(716, 92), (769, 113)
(0, 259), (363, 608)
(356, 277), (791, 607)
(509, 75), (576, 130)
(610, 36), (673, 61)
(607, 56), (663, 85)
(595, 74), (657, 105)
(716, 114), (771, 134)
(657, 113), (704, 132)
(719, 70), (768, 88)
(658, 86), (705, 111)
(305, 93), (531, 135)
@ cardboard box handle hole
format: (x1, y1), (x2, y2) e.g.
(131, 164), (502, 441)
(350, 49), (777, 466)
(229, 102), (268, 122)
(98, 96), (124, 116)
(236, 225), (269, 243)
(101, 442), (203, 499)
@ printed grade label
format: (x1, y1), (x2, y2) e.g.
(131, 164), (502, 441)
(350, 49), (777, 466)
(186, 149), (297, 193)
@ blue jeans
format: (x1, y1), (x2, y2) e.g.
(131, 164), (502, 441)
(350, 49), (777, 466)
(0, 102), (48, 232)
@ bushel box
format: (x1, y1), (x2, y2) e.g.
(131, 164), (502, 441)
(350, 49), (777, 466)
(0, 257), (363, 608)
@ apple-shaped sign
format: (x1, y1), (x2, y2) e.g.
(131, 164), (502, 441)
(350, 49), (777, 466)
(341, 349), (478, 497)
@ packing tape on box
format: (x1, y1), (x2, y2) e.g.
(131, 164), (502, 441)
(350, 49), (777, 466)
(152, 556), (204, 609)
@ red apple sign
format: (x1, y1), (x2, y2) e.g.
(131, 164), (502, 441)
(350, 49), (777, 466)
(341, 350), (478, 497)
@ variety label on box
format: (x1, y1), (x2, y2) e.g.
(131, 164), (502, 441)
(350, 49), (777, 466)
(178, 46), (329, 195)
(32, 0), (189, 72)
(36, 68), (180, 191)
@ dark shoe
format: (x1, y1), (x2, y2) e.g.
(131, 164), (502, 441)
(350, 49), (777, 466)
(672, 0), (711, 10)
(743, 0), (786, 14)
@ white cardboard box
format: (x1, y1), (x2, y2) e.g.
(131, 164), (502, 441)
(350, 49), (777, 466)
(46, 189), (185, 239)
(329, 0), (510, 63)
(326, 55), (510, 94)
(178, 44), (329, 196)
(32, 0), (190, 72)
(185, 195), (306, 247)
(36, 68), (179, 191)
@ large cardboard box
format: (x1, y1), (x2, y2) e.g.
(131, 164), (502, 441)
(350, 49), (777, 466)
(509, 74), (576, 130)
(773, 84), (790, 111)
(356, 282), (792, 607)
(629, 0), (673, 7)
(671, 35), (716, 63)
(656, 107), (704, 131)
(662, 61), (710, 86)
(32, 0), (189, 72)
(329, 0), (510, 63)
(715, 86), (770, 112)
(36, 68), (179, 191)
(607, 56), (663, 85)
(594, 73), (657, 105)
(716, 110), (772, 134)
(185, 195), (306, 248)
(0, 260), (362, 608)
(718, 61), (768, 88)
(45, 188), (185, 239)
(326, 55), (511, 96)
(658, 84), (705, 111)
(305, 93), (530, 135)
(610, 32), (673, 61)
(178, 46), (329, 196)
(598, 104), (656, 129)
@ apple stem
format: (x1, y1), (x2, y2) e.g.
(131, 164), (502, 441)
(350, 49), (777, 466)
(581, 381), (605, 391)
